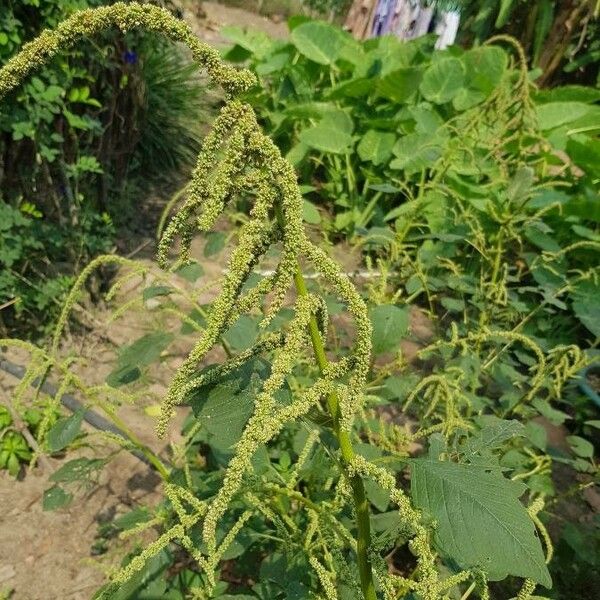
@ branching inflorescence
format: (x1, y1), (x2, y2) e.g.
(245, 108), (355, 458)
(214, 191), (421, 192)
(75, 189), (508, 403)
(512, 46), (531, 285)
(0, 5), (548, 600)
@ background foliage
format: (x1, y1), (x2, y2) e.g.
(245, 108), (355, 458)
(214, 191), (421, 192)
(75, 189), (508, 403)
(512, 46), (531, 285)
(0, 0), (207, 336)
(0, 3), (598, 600)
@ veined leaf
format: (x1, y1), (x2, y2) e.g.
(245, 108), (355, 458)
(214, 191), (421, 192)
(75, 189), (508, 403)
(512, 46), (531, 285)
(419, 58), (465, 104)
(298, 124), (353, 154)
(290, 21), (343, 65)
(189, 358), (273, 456)
(411, 459), (551, 586)
(47, 408), (85, 452)
(376, 67), (423, 103)
(357, 130), (396, 165)
(43, 485), (73, 511)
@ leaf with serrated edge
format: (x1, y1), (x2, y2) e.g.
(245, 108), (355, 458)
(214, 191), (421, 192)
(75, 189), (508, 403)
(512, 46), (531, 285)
(411, 459), (551, 586)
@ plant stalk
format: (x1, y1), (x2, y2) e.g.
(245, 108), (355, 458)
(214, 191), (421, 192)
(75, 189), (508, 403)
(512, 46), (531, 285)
(276, 207), (377, 600)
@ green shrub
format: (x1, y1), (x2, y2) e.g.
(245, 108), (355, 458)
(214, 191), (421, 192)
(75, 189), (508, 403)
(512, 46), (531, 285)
(0, 0), (208, 336)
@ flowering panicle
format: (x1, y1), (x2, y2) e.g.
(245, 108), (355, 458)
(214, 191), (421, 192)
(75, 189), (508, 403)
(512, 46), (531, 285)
(0, 5), (543, 600)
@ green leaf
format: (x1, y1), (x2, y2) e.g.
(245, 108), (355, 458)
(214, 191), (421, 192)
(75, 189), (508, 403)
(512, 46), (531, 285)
(221, 26), (274, 59)
(440, 297), (465, 313)
(298, 124), (353, 154)
(567, 435), (594, 458)
(189, 359), (272, 455)
(119, 331), (174, 369)
(142, 285), (172, 301)
(495, 0), (516, 27)
(106, 365), (141, 388)
(175, 261), (204, 283)
(535, 85), (600, 104)
(462, 46), (507, 96)
(50, 457), (104, 483)
(391, 133), (443, 172)
(204, 232), (226, 257)
(43, 485), (73, 511)
(224, 315), (259, 351)
(419, 58), (465, 104)
(536, 102), (594, 130)
(571, 280), (600, 337)
(376, 67), (423, 103)
(357, 130), (396, 165)
(302, 200), (321, 224)
(47, 408), (85, 452)
(290, 21), (343, 65)
(369, 304), (409, 355)
(411, 459), (551, 586)
(107, 331), (174, 387)
(462, 418), (524, 458)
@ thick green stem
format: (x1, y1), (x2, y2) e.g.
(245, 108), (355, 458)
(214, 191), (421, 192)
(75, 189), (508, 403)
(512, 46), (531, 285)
(277, 209), (376, 599)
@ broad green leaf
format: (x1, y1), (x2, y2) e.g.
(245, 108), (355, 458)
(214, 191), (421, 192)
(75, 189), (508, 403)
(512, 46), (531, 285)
(461, 418), (524, 458)
(106, 365), (141, 387)
(204, 231), (226, 257)
(357, 130), (396, 165)
(566, 136), (600, 175)
(221, 26), (274, 59)
(391, 133), (443, 172)
(376, 67), (423, 103)
(114, 507), (151, 531)
(419, 58), (465, 104)
(118, 331), (174, 369)
(189, 359), (271, 454)
(175, 261), (204, 283)
(321, 109), (354, 134)
(567, 435), (594, 458)
(369, 304), (409, 354)
(507, 167), (535, 203)
(43, 485), (73, 511)
(302, 200), (321, 224)
(571, 280), (600, 337)
(290, 21), (343, 65)
(47, 408), (85, 452)
(142, 285), (172, 301)
(440, 297), (465, 312)
(107, 331), (174, 387)
(535, 85), (600, 104)
(536, 102), (593, 130)
(224, 315), (259, 351)
(411, 459), (551, 586)
(298, 124), (353, 154)
(462, 46), (507, 95)
(327, 77), (374, 99)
